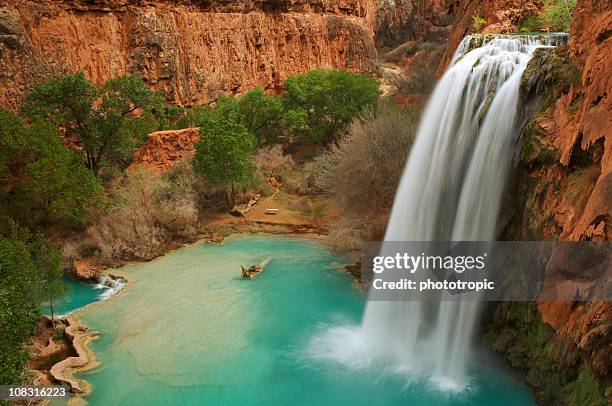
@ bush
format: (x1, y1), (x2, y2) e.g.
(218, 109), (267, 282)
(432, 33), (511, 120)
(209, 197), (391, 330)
(517, 14), (543, 33)
(87, 164), (198, 263)
(317, 102), (419, 249)
(252, 145), (295, 180)
(472, 12), (488, 32)
(540, 0), (576, 32)
(283, 69), (380, 144)
(517, 0), (576, 33)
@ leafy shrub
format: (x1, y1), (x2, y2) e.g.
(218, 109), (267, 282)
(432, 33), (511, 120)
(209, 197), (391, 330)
(517, 0), (576, 33)
(540, 0), (576, 33)
(472, 12), (488, 32)
(0, 221), (63, 384)
(517, 14), (543, 33)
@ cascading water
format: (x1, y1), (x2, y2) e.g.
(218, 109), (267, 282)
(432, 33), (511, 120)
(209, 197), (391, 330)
(308, 34), (568, 391)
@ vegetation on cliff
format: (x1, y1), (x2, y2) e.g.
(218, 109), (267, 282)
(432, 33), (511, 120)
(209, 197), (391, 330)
(517, 0), (577, 33)
(0, 221), (63, 385)
(500, 14), (611, 403)
(484, 302), (608, 405)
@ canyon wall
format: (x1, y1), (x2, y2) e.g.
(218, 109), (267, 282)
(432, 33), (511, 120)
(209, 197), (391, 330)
(375, 0), (453, 48)
(490, 0), (611, 403)
(0, 0), (377, 109)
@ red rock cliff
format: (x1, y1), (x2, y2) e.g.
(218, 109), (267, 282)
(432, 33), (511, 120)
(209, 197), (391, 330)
(438, 0), (542, 72)
(0, 0), (377, 109)
(494, 0), (611, 401)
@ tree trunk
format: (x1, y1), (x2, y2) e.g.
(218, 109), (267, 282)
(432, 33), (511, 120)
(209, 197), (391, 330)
(224, 188), (232, 212)
(49, 292), (56, 329)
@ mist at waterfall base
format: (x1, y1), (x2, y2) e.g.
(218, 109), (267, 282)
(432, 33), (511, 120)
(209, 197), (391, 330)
(74, 236), (533, 405)
(308, 34), (568, 393)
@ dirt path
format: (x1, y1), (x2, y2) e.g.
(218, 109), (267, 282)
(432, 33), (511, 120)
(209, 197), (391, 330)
(244, 188), (307, 225)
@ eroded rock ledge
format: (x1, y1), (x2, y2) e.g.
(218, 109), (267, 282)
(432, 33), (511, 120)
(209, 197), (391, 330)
(49, 317), (99, 394)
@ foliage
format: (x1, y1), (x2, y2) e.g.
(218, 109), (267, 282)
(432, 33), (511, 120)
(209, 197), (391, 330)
(540, 0), (576, 33)
(567, 365), (608, 406)
(0, 220), (63, 384)
(316, 102), (418, 250)
(517, 0), (576, 33)
(472, 12), (488, 32)
(22, 73), (164, 175)
(517, 14), (543, 33)
(193, 109), (256, 209)
(0, 109), (27, 176)
(0, 109), (104, 227)
(87, 163), (198, 263)
(217, 88), (285, 145)
(283, 69), (380, 144)
(484, 302), (607, 405)
(252, 145), (294, 180)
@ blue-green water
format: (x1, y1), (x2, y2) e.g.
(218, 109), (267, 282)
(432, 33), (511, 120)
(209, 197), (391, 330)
(74, 236), (534, 405)
(41, 276), (110, 317)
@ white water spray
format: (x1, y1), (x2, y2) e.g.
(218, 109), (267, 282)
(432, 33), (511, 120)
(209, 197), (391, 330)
(308, 34), (567, 391)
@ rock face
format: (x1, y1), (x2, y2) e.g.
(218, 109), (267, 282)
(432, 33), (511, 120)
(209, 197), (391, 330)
(375, 0), (453, 48)
(490, 1), (611, 403)
(0, 0), (377, 109)
(131, 127), (200, 169)
(438, 0), (541, 72)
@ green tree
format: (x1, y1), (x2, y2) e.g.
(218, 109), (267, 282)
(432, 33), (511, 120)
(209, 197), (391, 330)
(540, 0), (576, 32)
(22, 73), (164, 176)
(0, 220), (64, 384)
(217, 88), (285, 145)
(192, 110), (256, 210)
(282, 69), (380, 144)
(0, 109), (28, 176)
(0, 109), (104, 226)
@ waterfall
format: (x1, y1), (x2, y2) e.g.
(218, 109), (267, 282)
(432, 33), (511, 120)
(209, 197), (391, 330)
(308, 34), (568, 391)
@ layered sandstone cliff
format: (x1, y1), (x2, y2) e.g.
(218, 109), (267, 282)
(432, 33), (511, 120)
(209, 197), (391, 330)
(0, 0), (377, 109)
